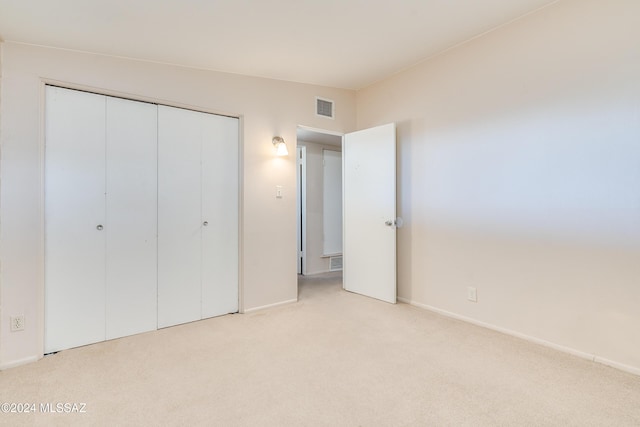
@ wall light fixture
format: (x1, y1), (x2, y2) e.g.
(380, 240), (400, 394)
(272, 136), (289, 156)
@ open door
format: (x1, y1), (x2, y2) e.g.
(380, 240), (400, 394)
(343, 123), (396, 303)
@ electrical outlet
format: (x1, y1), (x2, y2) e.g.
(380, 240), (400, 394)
(10, 315), (25, 332)
(467, 287), (477, 303)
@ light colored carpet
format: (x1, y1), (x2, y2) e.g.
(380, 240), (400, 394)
(1, 272), (639, 426)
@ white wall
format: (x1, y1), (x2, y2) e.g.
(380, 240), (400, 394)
(0, 42), (356, 368)
(357, 0), (640, 373)
(297, 140), (342, 275)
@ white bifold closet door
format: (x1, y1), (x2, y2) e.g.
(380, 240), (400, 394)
(45, 87), (107, 352)
(45, 87), (238, 352)
(45, 87), (158, 353)
(105, 97), (158, 340)
(157, 106), (238, 328)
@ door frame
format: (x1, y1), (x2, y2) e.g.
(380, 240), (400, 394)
(38, 79), (244, 357)
(297, 145), (307, 275)
(296, 125), (344, 279)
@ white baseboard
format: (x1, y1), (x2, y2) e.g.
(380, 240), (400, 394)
(397, 297), (640, 377)
(0, 355), (40, 371)
(243, 298), (298, 314)
(593, 356), (640, 376)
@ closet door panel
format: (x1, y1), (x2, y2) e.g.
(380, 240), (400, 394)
(201, 114), (239, 318)
(158, 105), (202, 328)
(45, 86), (107, 353)
(105, 97), (158, 339)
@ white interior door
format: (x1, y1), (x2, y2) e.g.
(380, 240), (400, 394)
(343, 123), (396, 303)
(105, 97), (158, 339)
(201, 113), (239, 318)
(45, 86), (107, 352)
(158, 105), (203, 328)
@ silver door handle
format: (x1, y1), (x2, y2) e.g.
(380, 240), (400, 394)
(96, 225), (104, 231)
(385, 218), (403, 228)
(203, 221), (209, 226)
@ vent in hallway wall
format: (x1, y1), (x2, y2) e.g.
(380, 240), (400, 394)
(329, 255), (343, 271)
(316, 97), (334, 119)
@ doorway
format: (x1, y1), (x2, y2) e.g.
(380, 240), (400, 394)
(297, 123), (398, 304)
(296, 126), (343, 280)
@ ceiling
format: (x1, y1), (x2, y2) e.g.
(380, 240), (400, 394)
(0, 0), (557, 90)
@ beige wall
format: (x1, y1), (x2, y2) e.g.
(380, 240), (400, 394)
(357, 0), (640, 373)
(298, 140), (342, 275)
(0, 42), (356, 368)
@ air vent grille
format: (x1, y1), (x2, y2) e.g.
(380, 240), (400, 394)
(316, 97), (334, 119)
(329, 255), (343, 271)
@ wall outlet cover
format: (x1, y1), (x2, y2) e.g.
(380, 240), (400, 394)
(10, 315), (25, 332)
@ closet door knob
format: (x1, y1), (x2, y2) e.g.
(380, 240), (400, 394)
(96, 224), (104, 231)
(203, 221), (209, 226)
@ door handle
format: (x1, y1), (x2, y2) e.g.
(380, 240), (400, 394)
(203, 221), (209, 226)
(384, 218), (403, 228)
(96, 224), (104, 231)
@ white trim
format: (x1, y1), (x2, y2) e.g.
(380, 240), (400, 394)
(296, 146), (307, 275)
(236, 116), (245, 314)
(0, 356), (40, 371)
(41, 78), (242, 120)
(243, 299), (297, 314)
(397, 297), (640, 377)
(341, 133), (345, 290)
(593, 357), (640, 377)
(37, 81), (47, 360)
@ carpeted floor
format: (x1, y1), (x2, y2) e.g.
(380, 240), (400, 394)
(1, 272), (639, 426)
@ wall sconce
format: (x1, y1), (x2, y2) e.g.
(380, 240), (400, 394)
(272, 136), (289, 156)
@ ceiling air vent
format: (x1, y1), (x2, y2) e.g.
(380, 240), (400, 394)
(316, 97), (335, 119)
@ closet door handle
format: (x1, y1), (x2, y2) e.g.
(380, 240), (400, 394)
(203, 221), (209, 226)
(96, 224), (104, 231)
